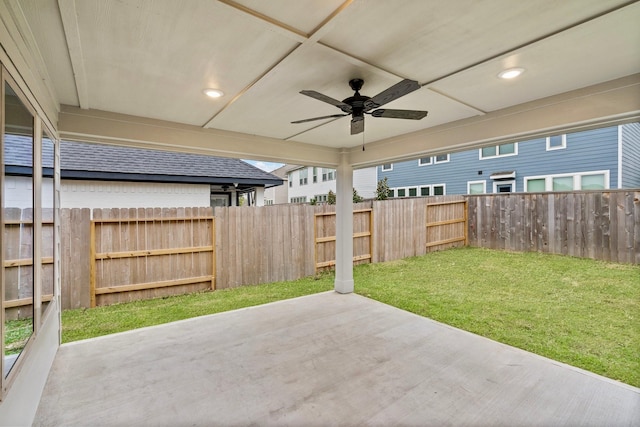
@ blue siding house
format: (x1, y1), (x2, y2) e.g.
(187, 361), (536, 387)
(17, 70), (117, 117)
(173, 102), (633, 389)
(378, 123), (640, 197)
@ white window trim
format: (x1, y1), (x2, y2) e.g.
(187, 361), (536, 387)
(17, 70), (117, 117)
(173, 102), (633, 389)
(418, 157), (432, 166)
(432, 184), (446, 196)
(434, 154), (450, 164)
(392, 184), (446, 197)
(381, 163), (393, 171)
(492, 179), (515, 193)
(479, 143), (518, 160)
(467, 180), (486, 194)
(546, 134), (567, 151)
(524, 170), (610, 192)
(617, 125), (623, 189)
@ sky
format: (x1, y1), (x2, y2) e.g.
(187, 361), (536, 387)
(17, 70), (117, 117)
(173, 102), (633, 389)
(243, 159), (284, 172)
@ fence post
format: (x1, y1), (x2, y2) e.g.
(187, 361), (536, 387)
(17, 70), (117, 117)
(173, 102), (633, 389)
(89, 220), (96, 308)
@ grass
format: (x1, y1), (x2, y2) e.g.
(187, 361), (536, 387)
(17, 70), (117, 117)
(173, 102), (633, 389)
(4, 318), (33, 355)
(58, 247), (639, 387)
(353, 248), (640, 387)
(61, 275), (334, 343)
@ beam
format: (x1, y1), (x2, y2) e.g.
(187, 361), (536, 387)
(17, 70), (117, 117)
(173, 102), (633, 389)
(58, 105), (341, 167)
(57, 0), (90, 109)
(349, 74), (640, 168)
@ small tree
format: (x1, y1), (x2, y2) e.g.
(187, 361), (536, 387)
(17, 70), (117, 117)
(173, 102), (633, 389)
(353, 188), (364, 203)
(375, 177), (390, 200)
(309, 197), (317, 205)
(327, 190), (336, 205)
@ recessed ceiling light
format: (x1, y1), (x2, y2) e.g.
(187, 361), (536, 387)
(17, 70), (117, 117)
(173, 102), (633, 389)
(203, 88), (224, 98)
(498, 68), (525, 80)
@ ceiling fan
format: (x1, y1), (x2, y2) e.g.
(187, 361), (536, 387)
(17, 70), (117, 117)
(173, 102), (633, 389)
(291, 78), (428, 135)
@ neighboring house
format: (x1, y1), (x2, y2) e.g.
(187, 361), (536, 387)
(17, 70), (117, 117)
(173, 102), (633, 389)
(378, 123), (640, 197)
(286, 166), (377, 203)
(263, 164), (300, 205)
(4, 138), (283, 209)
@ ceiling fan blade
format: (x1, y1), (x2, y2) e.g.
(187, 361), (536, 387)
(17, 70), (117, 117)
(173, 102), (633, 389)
(291, 114), (348, 124)
(350, 117), (364, 135)
(300, 90), (352, 113)
(370, 109), (428, 120)
(364, 79), (422, 110)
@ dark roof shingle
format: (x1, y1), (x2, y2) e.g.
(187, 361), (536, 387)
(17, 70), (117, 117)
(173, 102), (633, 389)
(4, 136), (281, 185)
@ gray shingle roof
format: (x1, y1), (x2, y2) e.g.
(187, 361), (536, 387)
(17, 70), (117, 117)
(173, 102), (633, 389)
(4, 136), (282, 186)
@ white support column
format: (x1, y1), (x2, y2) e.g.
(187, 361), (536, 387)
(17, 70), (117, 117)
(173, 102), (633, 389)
(255, 187), (265, 207)
(334, 150), (354, 294)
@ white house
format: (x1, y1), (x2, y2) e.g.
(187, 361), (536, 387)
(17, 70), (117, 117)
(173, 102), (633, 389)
(5, 138), (283, 210)
(286, 166), (377, 203)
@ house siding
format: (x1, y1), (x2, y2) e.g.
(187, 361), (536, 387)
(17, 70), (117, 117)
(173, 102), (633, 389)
(379, 125), (625, 194)
(60, 180), (211, 209)
(287, 166), (377, 202)
(353, 168), (377, 199)
(621, 122), (640, 188)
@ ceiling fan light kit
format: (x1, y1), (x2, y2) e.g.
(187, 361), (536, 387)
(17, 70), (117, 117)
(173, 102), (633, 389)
(292, 78), (428, 135)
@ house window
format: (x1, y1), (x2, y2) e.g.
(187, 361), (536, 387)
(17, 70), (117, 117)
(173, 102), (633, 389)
(480, 142), (517, 159)
(312, 167), (318, 183)
(494, 181), (515, 193)
(434, 154), (449, 163)
(264, 199), (274, 206)
(546, 135), (566, 150)
(581, 174), (605, 190)
(290, 196), (307, 203)
(418, 157), (432, 166)
(524, 171), (609, 192)
(526, 178), (546, 192)
(381, 163), (393, 171)
(322, 168), (335, 181)
(394, 185), (445, 197)
(467, 181), (486, 194)
(315, 194), (328, 203)
(299, 168), (308, 186)
(288, 173), (293, 187)
(552, 176), (573, 191)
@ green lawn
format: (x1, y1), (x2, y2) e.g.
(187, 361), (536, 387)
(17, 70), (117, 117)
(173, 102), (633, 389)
(58, 247), (639, 386)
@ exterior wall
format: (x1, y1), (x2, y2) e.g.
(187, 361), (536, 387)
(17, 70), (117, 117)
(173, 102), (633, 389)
(378, 126), (624, 195)
(620, 123), (640, 188)
(4, 176), (55, 209)
(263, 164), (297, 205)
(353, 168), (377, 199)
(287, 166), (376, 202)
(60, 180), (211, 209)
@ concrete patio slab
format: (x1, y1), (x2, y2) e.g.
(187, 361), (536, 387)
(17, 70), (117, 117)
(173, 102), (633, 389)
(34, 291), (639, 426)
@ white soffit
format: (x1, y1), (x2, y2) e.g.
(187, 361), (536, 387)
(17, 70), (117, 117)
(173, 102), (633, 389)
(430, 3), (640, 112)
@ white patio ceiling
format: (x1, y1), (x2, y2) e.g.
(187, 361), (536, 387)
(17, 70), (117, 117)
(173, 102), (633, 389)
(7, 0), (640, 167)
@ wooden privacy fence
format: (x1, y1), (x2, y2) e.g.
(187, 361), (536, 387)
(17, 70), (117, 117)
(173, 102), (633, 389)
(314, 207), (373, 272)
(426, 200), (468, 251)
(90, 208), (215, 307)
(3, 208), (54, 320)
(467, 190), (640, 264)
(15, 190), (636, 311)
